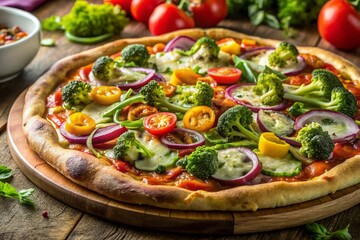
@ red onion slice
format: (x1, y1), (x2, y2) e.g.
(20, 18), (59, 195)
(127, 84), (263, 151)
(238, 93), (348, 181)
(115, 67), (155, 90)
(60, 123), (127, 144)
(257, 109), (295, 136)
(164, 36), (196, 52)
(240, 46), (275, 59)
(160, 128), (205, 149)
(294, 109), (360, 143)
(212, 147), (262, 186)
(225, 83), (288, 112)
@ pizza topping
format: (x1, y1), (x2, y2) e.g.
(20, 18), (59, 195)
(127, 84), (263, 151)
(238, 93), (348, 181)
(294, 109), (360, 143)
(212, 147), (262, 185)
(60, 123), (127, 144)
(295, 122), (334, 160)
(170, 68), (202, 86)
(258, 132), (290, 158)
(255, 150), (302, 177)
(207, 67), (242, 85)
(216, 38), (242, 55)
(160, 127), (205, 149)
(163, 36), (196, 52)
(143, 112), (177, 136)
(64, 112), (96, 136)
(90, 86), (121, 105)
(61, 80), (93, 112)
(182, 106), (216, 132)
(257, 110), (295, 137)
(225, 83), (288, 112)
(127, 104), (158, 121)
(120, 44), (150, 67)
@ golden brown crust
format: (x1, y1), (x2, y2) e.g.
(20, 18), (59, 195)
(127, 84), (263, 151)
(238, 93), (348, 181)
(23, 28), (360, 211)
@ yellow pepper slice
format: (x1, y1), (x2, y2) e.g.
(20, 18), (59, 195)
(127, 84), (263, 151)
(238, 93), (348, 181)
(183, 106), (216, 132)
(90, 86), (121, 105)
(217, 38), (241, 55)
(64, 112), (96, 136)
(242, 38), (256, 46)
(258, 132), (290, 158)
(170, 68), (201, 86)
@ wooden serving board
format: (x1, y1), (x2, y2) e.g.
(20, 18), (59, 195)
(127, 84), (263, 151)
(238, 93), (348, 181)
(7, 90), (360, 234)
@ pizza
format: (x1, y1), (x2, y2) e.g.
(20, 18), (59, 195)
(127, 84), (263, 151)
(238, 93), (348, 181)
(22, 28), (360, 211)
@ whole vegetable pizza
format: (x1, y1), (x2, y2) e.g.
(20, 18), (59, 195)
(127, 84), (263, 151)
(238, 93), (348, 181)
(22, 28), (360, 211)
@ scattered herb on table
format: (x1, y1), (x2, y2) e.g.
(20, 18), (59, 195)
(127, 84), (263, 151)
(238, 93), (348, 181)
(0, 165), (35, 206)
(305, 222), (352, 240)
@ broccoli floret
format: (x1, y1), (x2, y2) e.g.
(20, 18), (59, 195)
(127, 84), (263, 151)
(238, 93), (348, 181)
(253, 72), (284, 106)
(61, 1), (128, 38)
(217, 105), (260, 142)
(179, 146), (219, 179)
(62, 80), (93, 111)
(286, 87), (357, 117)
(285, 69), (343, 99)
(287, 102), (309, 117)
(103, 80), (189, 117)
(91, 56), (115, 82)
(171, 81), (214, 108)
(113, 131), (154, 162)
(295, 122), (334, 160)
(120, 44), (150, 67)
(180, 37), (220, 60)
(268, 41), (299, 68)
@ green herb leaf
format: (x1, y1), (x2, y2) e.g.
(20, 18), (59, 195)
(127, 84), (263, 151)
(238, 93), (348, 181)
(265, 13), (281, 29)
(0, 166), (12, 180)
(305, 222), (352, 240)
(0, 181), (35, 206)
(233, 56), (258, 83)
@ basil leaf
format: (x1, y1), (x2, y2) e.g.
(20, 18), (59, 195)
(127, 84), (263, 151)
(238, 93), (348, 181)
(265, 14), (281, 29)
(0, 166), (12, 180)
(233, 56), (258, 83)
(250, 10), (265, 25)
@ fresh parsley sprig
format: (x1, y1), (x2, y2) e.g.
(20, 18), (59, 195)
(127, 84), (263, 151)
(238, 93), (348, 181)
(0, 166), (35, 206)
(306, 222), (352, 240)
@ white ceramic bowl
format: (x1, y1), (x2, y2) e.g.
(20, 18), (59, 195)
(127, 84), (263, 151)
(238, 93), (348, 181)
(0, 6), (41, 82)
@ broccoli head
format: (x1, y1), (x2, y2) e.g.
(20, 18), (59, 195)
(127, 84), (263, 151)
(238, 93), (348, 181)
(172, 81), (214, 108)
(288, 102), (309, 117)
(91, 56), (115, 82)
(295, 122), (334, 160)
(62, 80), (93, 111)
(113, 131), (154, 162)
(268, 41), (299, 68)
(62, 1), (128, 38)
(102, 80), (190, 118)
(284, 69), (343, 99)
(179, 146), (219, 179)
(286, 86), (357, 117)
(120, 44), (150, 67)
(217, 105), (260, 142)
(253, 72), (284, 106)
(180, 37), (220, 61)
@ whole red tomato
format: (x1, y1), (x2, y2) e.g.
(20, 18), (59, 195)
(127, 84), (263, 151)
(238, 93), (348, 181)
(148, 3), (195, 36)
(131, 0), (165, 24)
(189, 0), (227, 28)
(103, 0), (132, 16)
(318, 0), (360, 50)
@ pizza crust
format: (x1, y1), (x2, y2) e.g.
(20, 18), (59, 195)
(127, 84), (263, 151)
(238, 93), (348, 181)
(23, 28), (360, 211)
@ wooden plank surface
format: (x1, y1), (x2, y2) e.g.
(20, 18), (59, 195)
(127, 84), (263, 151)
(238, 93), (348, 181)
(1, 0), (360, 239)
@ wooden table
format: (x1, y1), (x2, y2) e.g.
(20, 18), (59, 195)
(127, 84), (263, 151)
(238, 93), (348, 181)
(1, 0), (359, 239)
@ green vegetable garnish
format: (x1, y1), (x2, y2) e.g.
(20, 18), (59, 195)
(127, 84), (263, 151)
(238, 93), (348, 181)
(41, 0), (128, 44)
(0, 181), (35, 206)
(0, 166), (12, 180)
(305, 222), (352, 240)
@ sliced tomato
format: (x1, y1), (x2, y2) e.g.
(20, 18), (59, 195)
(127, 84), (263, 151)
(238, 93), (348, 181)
(288, 73), (312, 86)
(143, 112), (177, 136)
(46, 91), (63, 107)
(207, 67), (242, 85)
(47, 113), (67, 128)
(177, 179), (214, 191)
(78, 64), (93, 81)
(113, 160), (133, 173)
(322, 63), (340, 75)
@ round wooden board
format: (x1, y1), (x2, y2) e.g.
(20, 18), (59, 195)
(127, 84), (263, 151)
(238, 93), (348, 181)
(7, 90), (360, 234)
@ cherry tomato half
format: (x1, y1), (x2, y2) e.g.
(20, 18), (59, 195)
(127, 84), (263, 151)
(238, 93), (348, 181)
(182, 106), (215, 132)
(90, 86), (122, 105)
(143, 112), (177, 136)
(65, 112), (96, 136)
(207, 67), (242, 85)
